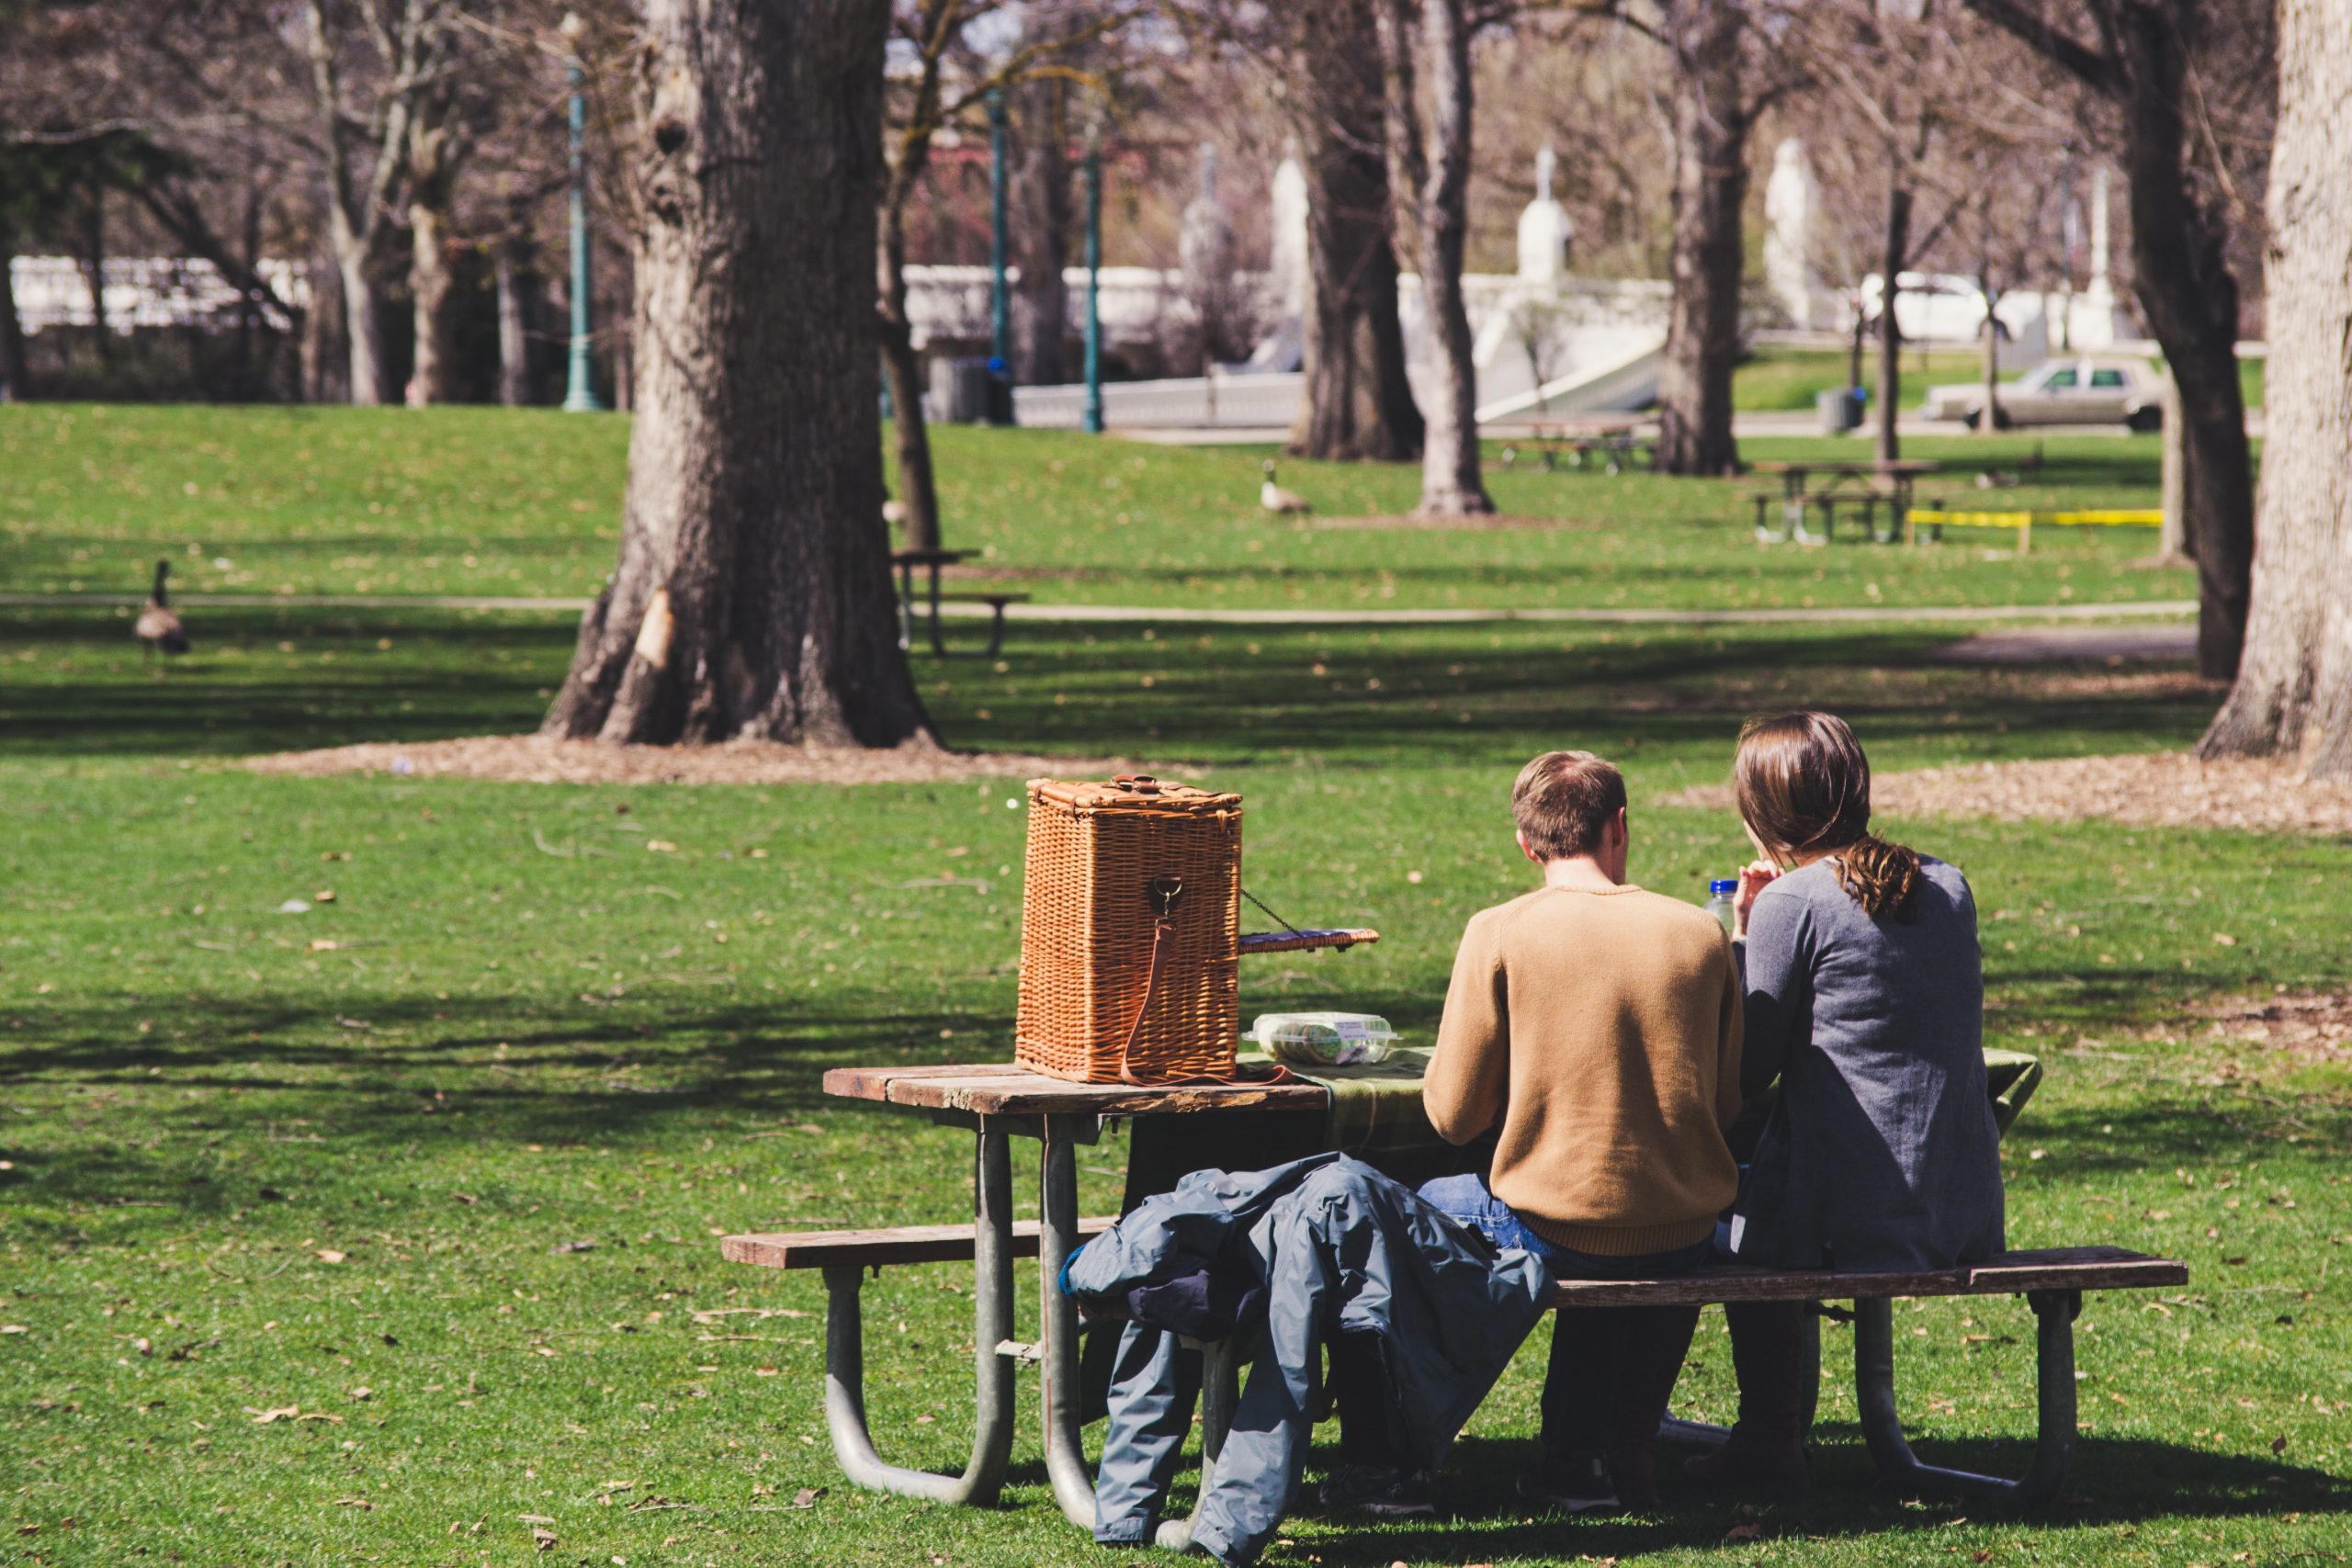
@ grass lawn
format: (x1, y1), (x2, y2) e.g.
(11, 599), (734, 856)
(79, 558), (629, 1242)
(4, 411), (2346, 1567)
(1, 404), (2191, 615)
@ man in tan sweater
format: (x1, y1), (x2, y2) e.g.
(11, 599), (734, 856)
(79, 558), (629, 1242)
(1418, 749), (1742, 1514)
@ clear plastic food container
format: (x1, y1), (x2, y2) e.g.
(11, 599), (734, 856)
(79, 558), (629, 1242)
(1250, 1011), (1399, 1067)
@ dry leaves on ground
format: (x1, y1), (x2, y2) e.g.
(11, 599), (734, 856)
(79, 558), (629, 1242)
(244, 734), (1128, 788)
(1667, 753), (2352, 838)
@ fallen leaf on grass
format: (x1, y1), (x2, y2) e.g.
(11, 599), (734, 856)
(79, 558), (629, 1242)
(246, 1406), (344, 1425)
(316, 1248), (347, 1264)
(334, 1497), (374, 1510)
(0, 1325), (28, 1335)
(532, 1527), (557, 1551)
(551, 1240), (596, 1255)
(2273, 1435), (2290, 1454)
(1725, 1522), (1763, 1541)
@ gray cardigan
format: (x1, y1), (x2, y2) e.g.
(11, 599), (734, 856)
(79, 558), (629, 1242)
(1730, 855), (2006, 1271)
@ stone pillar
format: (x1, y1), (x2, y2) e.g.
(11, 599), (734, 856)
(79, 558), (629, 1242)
(1763, 138), (1818, 330)
(1515, 146), (1572, 286)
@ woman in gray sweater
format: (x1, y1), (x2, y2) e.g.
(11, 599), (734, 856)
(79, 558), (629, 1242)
(1688, 711), (2006, 1486)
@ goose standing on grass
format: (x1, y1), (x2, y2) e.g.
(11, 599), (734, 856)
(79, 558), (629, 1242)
(135, 559), (190, 659)
(1260, 458), (1312, 516)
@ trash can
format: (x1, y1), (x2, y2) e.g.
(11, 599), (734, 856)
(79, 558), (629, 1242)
(928, 356), (995, 423)
(1817, 387), (1862, 434)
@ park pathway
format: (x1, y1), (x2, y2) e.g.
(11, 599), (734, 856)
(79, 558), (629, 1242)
(0, 591), (2196, 628)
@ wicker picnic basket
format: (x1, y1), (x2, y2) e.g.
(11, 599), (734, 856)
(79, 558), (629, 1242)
(1013, 775), (1244, 1084)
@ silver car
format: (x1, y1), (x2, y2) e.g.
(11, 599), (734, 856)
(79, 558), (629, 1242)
(1921, 356), (2165, 432)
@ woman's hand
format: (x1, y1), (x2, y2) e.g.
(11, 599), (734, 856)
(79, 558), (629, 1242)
(1733, 859), (1781, 938)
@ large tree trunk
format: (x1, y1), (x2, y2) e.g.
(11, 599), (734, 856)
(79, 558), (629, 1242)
(1288, 0), (1422, 462)
(1874, 178), (1909, 464)
(1007, 20), (1073, 387)
(543, 0), (927, 749)
(2197, 0), (2351, 775)
(1978, 279), (2001, 434)
(2117, 7), (2253, 680)
(1378, 0), (1491, 515)
(876, 201), (942, 552)
(300, 253), (348, 404)
(1653, 0), (1747, 478)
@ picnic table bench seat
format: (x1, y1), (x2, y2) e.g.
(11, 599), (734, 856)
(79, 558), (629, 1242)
(724, 1182), (2184, 1525)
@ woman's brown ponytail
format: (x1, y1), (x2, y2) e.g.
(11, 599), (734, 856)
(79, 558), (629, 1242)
(1734, 711), (1922, 921)
(1834, 832), (1921, 920)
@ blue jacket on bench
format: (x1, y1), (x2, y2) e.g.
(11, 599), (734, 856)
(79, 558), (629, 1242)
(1065, 1155), (1553, 1565)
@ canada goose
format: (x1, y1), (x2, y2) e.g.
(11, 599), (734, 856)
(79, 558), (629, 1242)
(1259, 459), (1312, 516)
(134, 559), (190, 658)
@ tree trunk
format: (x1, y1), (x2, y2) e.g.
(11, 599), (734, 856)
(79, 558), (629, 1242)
(876, 201), (942, 552)
(300, 253), (348, 404)
(1875, 179), (1909, 464)
(2197, 0), (2351, 775)
(2116, 7), (2253, 680)
(1007, 21), (1073, 387)
(1378, 0), (1491, 515)
(80, 188), (113, 369)
(543, 0), (927, 750)
(0, 210), (28, 400)
(496, 242), (533, 406)
(408, 197), (458, 404)
(1978, 281), (2000, 434)
(2155, 369), (2190, 561)
(331, 208), (389, 406)
(1287, 0), (1422, 462)
(1653, 0), (1747, 478)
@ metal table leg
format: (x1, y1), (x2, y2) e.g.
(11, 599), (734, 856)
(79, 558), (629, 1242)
(1155, 1331), (1246, 1553)
(1854, 1290), (2079, 1508)
(1039, 1114), (1098, 1527)
(820, 1125), (1016, 1504)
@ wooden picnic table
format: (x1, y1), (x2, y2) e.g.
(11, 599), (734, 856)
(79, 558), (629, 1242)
(1750, 458), (1941, 544)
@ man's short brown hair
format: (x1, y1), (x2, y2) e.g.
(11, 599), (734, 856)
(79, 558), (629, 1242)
(1511, 750), (1627, 861)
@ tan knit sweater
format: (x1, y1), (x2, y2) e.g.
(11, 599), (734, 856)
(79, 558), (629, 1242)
(1426, 884), (1744, 1256)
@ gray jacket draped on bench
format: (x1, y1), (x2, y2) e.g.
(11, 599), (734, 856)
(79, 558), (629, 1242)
(1066, 1155), (1553, 1565)
(1732, 855), (2007, 1271)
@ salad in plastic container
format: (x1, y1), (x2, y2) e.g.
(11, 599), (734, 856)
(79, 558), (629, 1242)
(1250, 1011), (1398, 1067)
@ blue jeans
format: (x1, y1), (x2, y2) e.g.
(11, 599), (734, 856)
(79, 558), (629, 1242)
(1419, 1173), (1710, 1461)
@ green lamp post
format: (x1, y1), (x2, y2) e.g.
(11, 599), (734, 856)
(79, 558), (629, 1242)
(559, 13), (604, 413)
(1082, 110), (1103, 435)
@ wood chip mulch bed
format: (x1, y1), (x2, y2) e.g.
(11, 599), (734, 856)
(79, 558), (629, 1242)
(2188, 990), (2352, 1066)
(245, 734), (1129, 787)
(1666, 752), (2352, 838)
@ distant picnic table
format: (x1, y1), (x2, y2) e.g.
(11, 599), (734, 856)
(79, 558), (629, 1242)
(890, 548), (1028, 658)
(1750, 458), (1942, 544)
(1498, 415), (1659, 474)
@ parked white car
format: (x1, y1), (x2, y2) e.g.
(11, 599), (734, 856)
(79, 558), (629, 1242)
(1920, 356), (2165, 431)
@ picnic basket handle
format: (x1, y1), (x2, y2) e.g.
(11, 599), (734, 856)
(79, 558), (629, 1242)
(1112, 773), (1162, 795)
(1114, 876), (1290, 1089)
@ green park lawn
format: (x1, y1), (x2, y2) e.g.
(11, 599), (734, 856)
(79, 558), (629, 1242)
(0, 403), (2191, 615)
(4, 407), (2346, 1566)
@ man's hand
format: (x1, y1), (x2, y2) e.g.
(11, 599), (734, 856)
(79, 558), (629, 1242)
(1733, 859), (1781, 938)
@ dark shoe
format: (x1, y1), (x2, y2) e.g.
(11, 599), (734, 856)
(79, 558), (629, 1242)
(1606, 1438), (1659, 1509)
(1516, 1451), (1622, 1514)
(1680, 1427), (1809, 1489)
(1318, 1463), (1437, 1518)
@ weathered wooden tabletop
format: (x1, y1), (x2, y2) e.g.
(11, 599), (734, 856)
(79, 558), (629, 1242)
(823, 1062), (1332, 1117)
